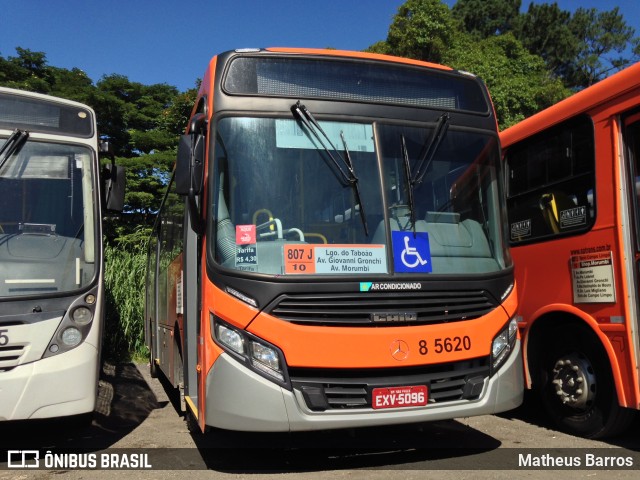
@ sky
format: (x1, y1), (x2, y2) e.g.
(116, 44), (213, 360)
(1, 0), (639, 92)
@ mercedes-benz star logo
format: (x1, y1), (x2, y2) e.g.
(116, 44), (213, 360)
(390, 339), (409, 361)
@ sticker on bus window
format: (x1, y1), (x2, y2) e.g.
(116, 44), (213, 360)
(284, 244), (387, 274)
(510, 219), (531, 241)
(236, 224), (256, 245)
(392, 231), (432, 273)
(560, 206), (587, 229)
(235, 244), (258, 272)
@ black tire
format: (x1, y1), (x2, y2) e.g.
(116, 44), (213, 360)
(536, 324), (635, 438)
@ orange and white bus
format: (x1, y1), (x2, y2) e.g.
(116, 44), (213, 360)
(145, 48), (522, 433)
(501, 62), (640, 438)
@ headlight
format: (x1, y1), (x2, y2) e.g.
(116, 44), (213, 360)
(61, 327), (83, 347)
(72, 306), (93, 325)
(250, 341), (284, 381)
(491, 318), (518, 372)
(216, 323), (245, 355)
(212, 316), (288, 386)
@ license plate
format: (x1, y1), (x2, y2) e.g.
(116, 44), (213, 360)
(371, 385), (428, 410)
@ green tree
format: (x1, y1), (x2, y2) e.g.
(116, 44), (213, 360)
(158, 87), (199, 136)
(452, 0), (521, 38)
(49, 67), (95, 104)
(0, 47), (54, 92)
(96, 74), (179, 155)
(503, 3), (639, 89)
(446, 32), (569, 128)
(567, 7), (638, 87)
(511, 2), (578, 80)
(382, 0), (456, 63)
(367, 0), (569, 128)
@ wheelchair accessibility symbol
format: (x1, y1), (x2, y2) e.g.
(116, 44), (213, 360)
(392, 231), (432, 273)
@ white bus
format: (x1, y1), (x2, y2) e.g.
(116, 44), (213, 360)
(0, 87), (124, 421)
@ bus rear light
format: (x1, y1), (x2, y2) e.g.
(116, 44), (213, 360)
(491, 318), (518, 372)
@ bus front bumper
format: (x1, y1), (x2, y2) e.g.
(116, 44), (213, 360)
(0, 342), (99, 421)
(204, 341), (523, 432)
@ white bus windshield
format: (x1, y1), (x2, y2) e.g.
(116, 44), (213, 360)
(0, 137), (96, 297)
(211, 117), (510, 276)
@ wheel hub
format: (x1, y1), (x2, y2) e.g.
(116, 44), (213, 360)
(551, 353), (596, 410)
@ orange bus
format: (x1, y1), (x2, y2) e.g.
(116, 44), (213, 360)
(145, 48), (522, 433)
(501, 62), (640, 438)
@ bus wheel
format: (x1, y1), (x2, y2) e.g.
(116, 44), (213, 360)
(538, 325), (634, 438)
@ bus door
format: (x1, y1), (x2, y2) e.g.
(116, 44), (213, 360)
(622, 110), (640, 394)
(182, 209), (200, 423)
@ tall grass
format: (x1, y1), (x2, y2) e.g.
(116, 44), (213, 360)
(103, 242), (148, 361)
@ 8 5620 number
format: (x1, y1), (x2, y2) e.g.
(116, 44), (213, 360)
(418, 336), (471, 355)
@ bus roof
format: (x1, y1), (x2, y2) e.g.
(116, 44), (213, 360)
(500, 61), (640, 147)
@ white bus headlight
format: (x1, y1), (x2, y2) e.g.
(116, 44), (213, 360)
(61, 327), (83, 347)
(212, 316), (288, 386)
(250, 341), (284, 381)
(72, 306), (92, 325)
(216, 323), (245, 355)
(491, 317), (518, 372)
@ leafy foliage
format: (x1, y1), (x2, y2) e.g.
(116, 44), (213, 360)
(452, 0), (521, 38)
(103, 244), (148, 360)
(567, 7), (638, 87)
(446, 33), (569, 128)
(368, 0), (639, 126)
(382, 0), (456, 63)
(451, 0), (640, 89)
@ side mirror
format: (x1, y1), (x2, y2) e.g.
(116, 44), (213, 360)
(175, 113), (207, 196)
(99, 139), (125, 212)
(105, 163), (126, 212)
(175, 134), (192, 195)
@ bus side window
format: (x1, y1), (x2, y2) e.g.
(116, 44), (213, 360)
(506, 115), (595, 243)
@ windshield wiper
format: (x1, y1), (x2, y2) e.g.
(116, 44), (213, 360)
(291, 101), (369, 236)
(412, 113), (449, 185)
(398, 114), (449, 235)
(400, 135), (417, 236)
(339, 131), (369, 236)
(0, 129), (30, 172)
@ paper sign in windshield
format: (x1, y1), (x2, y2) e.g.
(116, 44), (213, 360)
(236, 224), (256, 245)
(284, 244), (387, 274)
(571, 251), (615, 303)
(235, 225), (258, 272)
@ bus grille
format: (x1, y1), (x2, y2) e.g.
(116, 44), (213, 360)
(266, 290), (497, 326)
(290, 358), (489, 411)
(0, 345), (26, 372)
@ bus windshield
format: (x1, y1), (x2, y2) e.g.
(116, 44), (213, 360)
(211, 116), (509, 276)
(0, 137), (96, 297)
